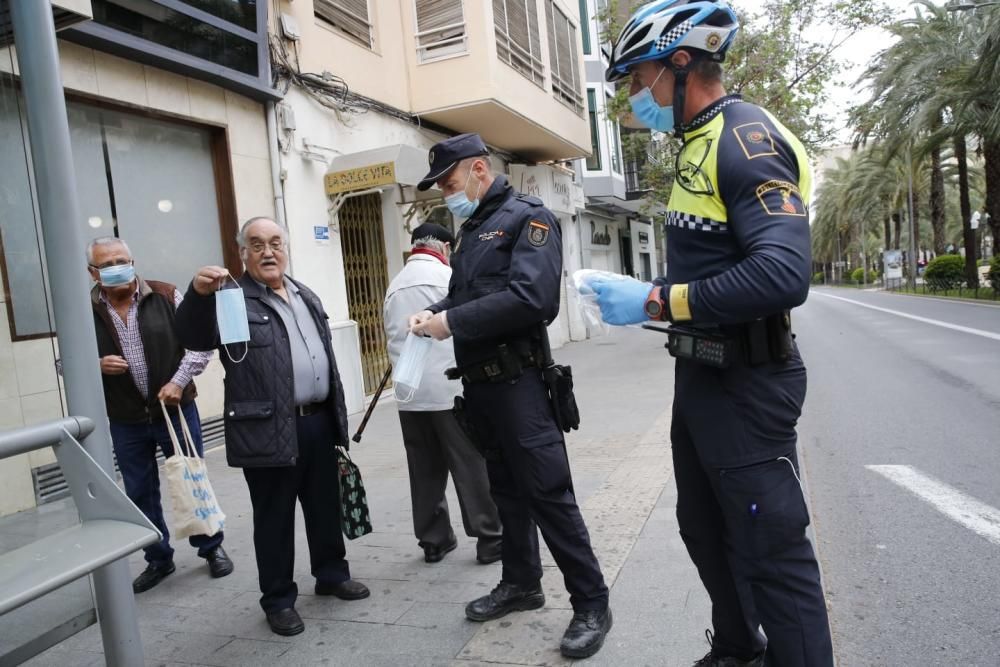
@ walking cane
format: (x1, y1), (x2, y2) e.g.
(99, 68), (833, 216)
(352, 365), (393, 443)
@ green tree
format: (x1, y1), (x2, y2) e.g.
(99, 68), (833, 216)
(597, 0), (891, 207)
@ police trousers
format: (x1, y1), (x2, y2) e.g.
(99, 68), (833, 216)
(464, 368), (609, 612)
(672, 351), (833, 667)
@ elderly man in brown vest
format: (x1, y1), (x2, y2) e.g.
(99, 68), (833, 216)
(87, 236), (233, 594)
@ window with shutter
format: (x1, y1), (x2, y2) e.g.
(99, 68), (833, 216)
(586, 89), (602, 170)
(494, 0), (544, 85)
(415, 0), (467, 61)
(315, 0), (373, 49)
(546, 1), (583, 113)
(607, 92), (622, 174)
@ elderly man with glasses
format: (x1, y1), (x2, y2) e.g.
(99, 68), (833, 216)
(84, 236), (232, 594)
(176, 217), (369, 637)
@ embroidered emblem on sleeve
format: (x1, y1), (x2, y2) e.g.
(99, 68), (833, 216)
(733, 122), (779, 160)
(755, 180), (807, 217)
(527, 220), (550, 247)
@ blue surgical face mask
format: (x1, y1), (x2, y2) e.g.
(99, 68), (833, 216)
(629, 68), (674, 132)
(444, 168), (482, 219)
(98, 263), (135, 287)
(215, 278), (250, 363)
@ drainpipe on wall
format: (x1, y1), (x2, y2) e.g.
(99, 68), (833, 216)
(266, 100), (290, 270)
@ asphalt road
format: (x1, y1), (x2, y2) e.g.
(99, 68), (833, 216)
(796, 288), (1000, 666)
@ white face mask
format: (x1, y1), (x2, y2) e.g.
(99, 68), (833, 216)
(444, 167), (483, 219)
(392, 333), (433, 402)
(216, 276), (249, 363)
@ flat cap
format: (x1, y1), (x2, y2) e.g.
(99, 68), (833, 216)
(410, 222), (455, 245)
(417, 133), (489, 191)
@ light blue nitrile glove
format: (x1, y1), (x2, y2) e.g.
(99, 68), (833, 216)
(591, 279), (655, 326)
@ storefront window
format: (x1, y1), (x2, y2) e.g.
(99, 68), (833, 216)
(0, 94), (228, 339)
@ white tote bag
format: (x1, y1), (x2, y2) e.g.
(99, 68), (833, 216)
(160, 401), (226, 539)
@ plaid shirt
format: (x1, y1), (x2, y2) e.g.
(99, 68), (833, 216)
(99, 284), (212, 398)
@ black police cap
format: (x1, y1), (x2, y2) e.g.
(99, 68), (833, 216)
(410, 222), (454, 246)
(417, 133), (489, 191)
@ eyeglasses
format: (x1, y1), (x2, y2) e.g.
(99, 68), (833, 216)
(674, 132), (716, 196)
(247, 240), (286, 254)
(89, 259), (132, 270)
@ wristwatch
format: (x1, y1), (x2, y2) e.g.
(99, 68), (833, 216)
(644, 286), (668, 321)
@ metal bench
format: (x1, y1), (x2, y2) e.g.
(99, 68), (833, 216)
(0, 417), (160, 615)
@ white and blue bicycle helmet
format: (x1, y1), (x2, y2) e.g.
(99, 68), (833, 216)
(606, 0), (739, 82)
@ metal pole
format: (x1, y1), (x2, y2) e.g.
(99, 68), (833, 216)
(907, 146), (918, 291)
(7, 2), (146, 664)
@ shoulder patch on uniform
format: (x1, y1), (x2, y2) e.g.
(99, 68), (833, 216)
(733, 122), (779, 160)
(527, 220), (550, 247)
(515, 193), (544, 206)
(755, 180), (807, 217)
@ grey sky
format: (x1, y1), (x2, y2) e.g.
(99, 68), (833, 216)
(823, 0), (928, 145)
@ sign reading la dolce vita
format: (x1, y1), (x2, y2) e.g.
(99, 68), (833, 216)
(325, 162), (396, 195)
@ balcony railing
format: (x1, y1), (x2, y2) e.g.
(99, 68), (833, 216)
(496, 28), (545, 86)
(416, 20), (467, 61)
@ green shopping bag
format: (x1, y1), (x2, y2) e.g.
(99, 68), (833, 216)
(337, 447), (372, 539)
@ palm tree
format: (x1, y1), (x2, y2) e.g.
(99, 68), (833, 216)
(852, 0), (999, 285)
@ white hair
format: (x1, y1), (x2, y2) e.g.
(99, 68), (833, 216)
(236, 216), (289, 248)
(413, 237), (448, 254)
(86, 236), (131, 264)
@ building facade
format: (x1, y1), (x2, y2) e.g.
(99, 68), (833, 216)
(574, 0), (664, 316)
(0, 0), (277, 516)
(271, 0), (592, 407)
(0, 0), (592, 516)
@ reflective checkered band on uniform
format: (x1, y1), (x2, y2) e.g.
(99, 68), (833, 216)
(667, 211), (728, 233)
(657, 20), (693, 50)
(686, 97), (742, 132)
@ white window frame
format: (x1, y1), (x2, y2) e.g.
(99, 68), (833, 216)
(607, 91), (622, 175)
(546, 0), (584, 114)
(315, 0), (374, 50)
(586, 87), (603, 171)
(414, 0), (468, 63)
(493, 0), (546, 86)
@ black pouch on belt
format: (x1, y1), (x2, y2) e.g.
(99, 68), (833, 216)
(766, 311), (794, 363)
(542, 363), (581, 433)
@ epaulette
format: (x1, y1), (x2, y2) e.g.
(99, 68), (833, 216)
(514, 193), (544, 207)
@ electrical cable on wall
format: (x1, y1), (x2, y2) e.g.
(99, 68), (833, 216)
(268, 35), (522, 164)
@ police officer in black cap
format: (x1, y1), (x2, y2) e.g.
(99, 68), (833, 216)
(409, 133), (612, 659)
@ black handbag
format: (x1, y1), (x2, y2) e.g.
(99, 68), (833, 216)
(336, 447), (372, 539)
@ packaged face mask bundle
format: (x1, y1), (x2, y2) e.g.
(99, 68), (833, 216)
(392, 332), (433, 402)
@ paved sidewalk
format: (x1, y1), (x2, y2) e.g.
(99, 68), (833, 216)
(18, 327), (713, 666)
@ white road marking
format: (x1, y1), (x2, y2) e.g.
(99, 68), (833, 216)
(867, 465), (1000, 546)
(811, 291), (1000, 342)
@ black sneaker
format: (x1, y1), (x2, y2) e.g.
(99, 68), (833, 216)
(693, 630), (765, 667)
(132, 562), (175, 594)
(560, 607), (613, 659)
(465, 581), (545, 622)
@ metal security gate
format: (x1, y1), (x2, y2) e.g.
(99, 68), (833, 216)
(340, 193), (391, 394)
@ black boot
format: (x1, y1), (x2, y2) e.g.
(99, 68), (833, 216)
(693, 630), (765, 667)
(560, 607), (613, 659)
(465, 581), (545, 622)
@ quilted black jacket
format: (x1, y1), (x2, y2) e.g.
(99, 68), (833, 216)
(174, 274), (351, 468)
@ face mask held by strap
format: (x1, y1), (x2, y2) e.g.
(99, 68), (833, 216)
(216, 274), (249, 363)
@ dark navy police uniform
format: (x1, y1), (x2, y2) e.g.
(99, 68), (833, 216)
(425, 173), (609, 613)
(653, 96), (833, 665)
